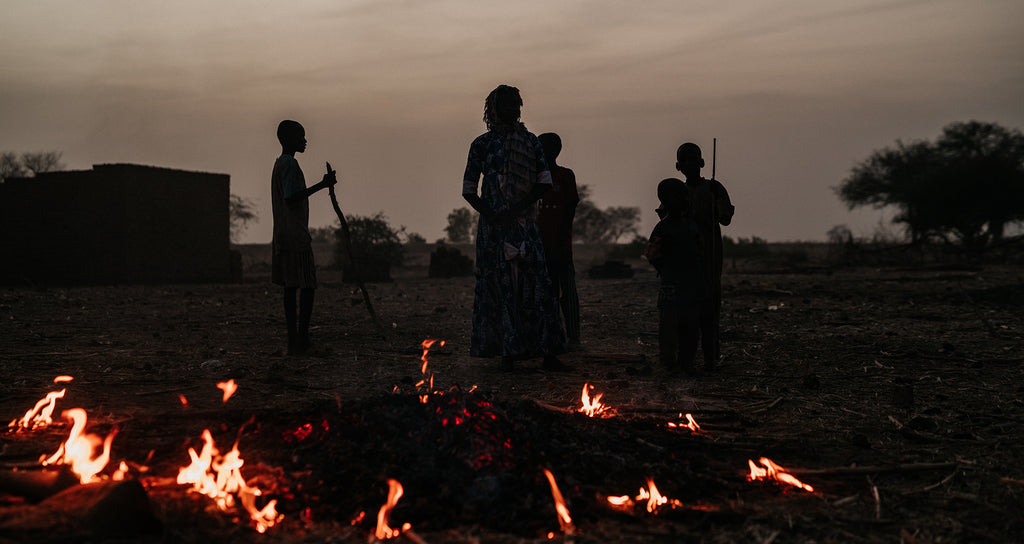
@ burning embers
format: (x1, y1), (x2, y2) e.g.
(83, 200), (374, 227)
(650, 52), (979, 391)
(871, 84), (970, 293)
(578, 382), (612, 418)
(607, 478), (681, 513)
(9, 376), (119, 485)
(6, 375), (285, 535)
(176, 428), (283, 533)
(747, 457), (815, 493)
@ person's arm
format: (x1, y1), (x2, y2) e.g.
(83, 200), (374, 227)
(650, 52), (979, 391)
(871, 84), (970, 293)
(462, 137), (493, 217)
(713, 180), (735, 226)
(294, 171), (337, 200)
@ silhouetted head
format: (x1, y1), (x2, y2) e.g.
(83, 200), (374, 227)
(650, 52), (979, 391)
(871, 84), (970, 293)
(675, 142), (704, 180)
(484, 85), (523, 131)
(277, 120), (307, 154)
(538, 133), (561, 164)
(656, 177), (689, 217)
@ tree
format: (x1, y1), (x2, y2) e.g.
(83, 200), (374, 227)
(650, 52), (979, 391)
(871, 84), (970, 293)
(574, 185), (641, 243)
(1, 151), (64, 181)
(835, 121), (1024, 251)
(229, 194), (258, 243)
(445, 207), (475, 243)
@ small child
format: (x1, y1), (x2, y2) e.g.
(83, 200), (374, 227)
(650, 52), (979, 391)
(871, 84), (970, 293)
(271, 120), (337, 355)
(644, 178), (708, 376)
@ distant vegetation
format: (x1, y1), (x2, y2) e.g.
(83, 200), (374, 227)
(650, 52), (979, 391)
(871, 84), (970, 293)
(0, 150), (64, 180)
(835, 120), (1024, 257)
(443, 184), (640, 245)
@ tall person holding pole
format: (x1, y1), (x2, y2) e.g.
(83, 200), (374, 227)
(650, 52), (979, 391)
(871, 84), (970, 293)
(675, 141), (735, 371)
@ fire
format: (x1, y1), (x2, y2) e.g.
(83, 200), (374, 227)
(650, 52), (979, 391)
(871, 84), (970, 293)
(375, 479), (411, 540)
(8, 376), (75, 431)
(666, 413), (701, 432)
(217, 379), (237, 403)
(578, 382), (610, 418)
(177, 428), (284, 533)
(542, 469), (576, 536)
(42, 408), (116, 484)
(606, 478), (680, 513)
(10, 388), (67, 430)
(747, 457), (815, 493)
(179, 394), (188, 406)
(416, 339), (445, 404)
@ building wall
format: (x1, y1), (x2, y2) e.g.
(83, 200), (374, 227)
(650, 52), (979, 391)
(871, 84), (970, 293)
(0, 163), (231, 285)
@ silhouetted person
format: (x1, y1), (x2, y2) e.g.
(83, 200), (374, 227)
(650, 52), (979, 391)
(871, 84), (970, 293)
(645, 178), (707, 376)
(462, 85), (568, 372)
(271, 120), (337, 355)
(536, 132), (581, 349)
(676, 142), (734, 370)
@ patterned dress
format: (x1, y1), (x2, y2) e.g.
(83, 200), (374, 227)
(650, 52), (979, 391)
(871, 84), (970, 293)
(462, 129), (566, 358)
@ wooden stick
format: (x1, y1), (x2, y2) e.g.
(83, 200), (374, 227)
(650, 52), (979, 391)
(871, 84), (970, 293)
(326, 162), (386, 336)
(789, 461), (957, 476)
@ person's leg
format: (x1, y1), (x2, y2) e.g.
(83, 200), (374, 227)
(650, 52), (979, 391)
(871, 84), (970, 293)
(659, 305), (679, 370)
(679, 304), (700, 376)
(284, 287), (298, 354)
(562, 259), (581, 346)
(296, 287), (315, 353)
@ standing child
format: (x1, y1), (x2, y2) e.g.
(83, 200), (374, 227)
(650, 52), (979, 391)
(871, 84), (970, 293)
(676, 142), (734, 371)
(645, 178), (707, 376)
(536, 132), (581, 349)
(271, 120), (337, 355)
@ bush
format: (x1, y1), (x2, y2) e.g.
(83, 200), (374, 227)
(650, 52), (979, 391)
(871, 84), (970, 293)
(605, 235), (649, 261)
(334, 212), (405, 282)
(722, 235), (771, 258)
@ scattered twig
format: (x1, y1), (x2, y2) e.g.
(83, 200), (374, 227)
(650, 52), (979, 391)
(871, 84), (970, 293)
(790, 462), (957, 477)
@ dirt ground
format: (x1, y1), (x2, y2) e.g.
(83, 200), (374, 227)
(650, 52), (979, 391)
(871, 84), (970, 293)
(1, 244), (1022, 543)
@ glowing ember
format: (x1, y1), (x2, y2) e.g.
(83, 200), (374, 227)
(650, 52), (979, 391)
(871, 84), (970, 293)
(217, 379), (237, 403)
(578, 382), (610, 418)
(179, 394), (188, 406)
(53, 375), (74, 383)
(747, 457), (815, 492)
(416, 339), (445, 404)
(177, 429), (284, 532)
(375, 479), (411, 540)
(666, 412), (702, 432)
(42, 408), (116, 484)
(542, 469), (576, 536)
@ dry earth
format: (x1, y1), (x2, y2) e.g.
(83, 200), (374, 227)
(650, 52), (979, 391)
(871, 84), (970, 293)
(1, 244), (1022, 543)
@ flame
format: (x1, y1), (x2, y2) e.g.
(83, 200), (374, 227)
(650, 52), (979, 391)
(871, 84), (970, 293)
(747, 457), (815, 492)
(112, 460), (130, 481)
(606, 478), (684, 513)
(638, 478), (669, 512)
(217, 379), (237, 403)
(177, 429), (284, 532)
(666, 413), (701, 432)
(578, 382), (609, 418)
(375, 479), (409, 540)
(42, 408), (116, 484)
(10, 388), (67, 430)
(417, 339), (445, 404)
(542, 469), (575, 536)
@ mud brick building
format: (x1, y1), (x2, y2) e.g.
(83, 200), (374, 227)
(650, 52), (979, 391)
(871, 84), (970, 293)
(0, 163), (234, 284)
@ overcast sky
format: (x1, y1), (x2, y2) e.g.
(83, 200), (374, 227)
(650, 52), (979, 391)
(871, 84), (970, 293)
(2, 0), (1022, 244)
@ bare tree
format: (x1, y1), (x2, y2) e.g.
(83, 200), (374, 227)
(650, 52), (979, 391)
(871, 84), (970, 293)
(0, 151), (64, 181)
(229, 194), (258, 243)
(21, 151), (64, 176)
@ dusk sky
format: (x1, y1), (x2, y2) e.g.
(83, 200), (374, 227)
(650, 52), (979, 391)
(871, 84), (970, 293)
(2, 1), (1022, 244)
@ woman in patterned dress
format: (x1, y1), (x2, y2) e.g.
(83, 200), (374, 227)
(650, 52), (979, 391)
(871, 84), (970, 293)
(461, 85), (568, 372)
